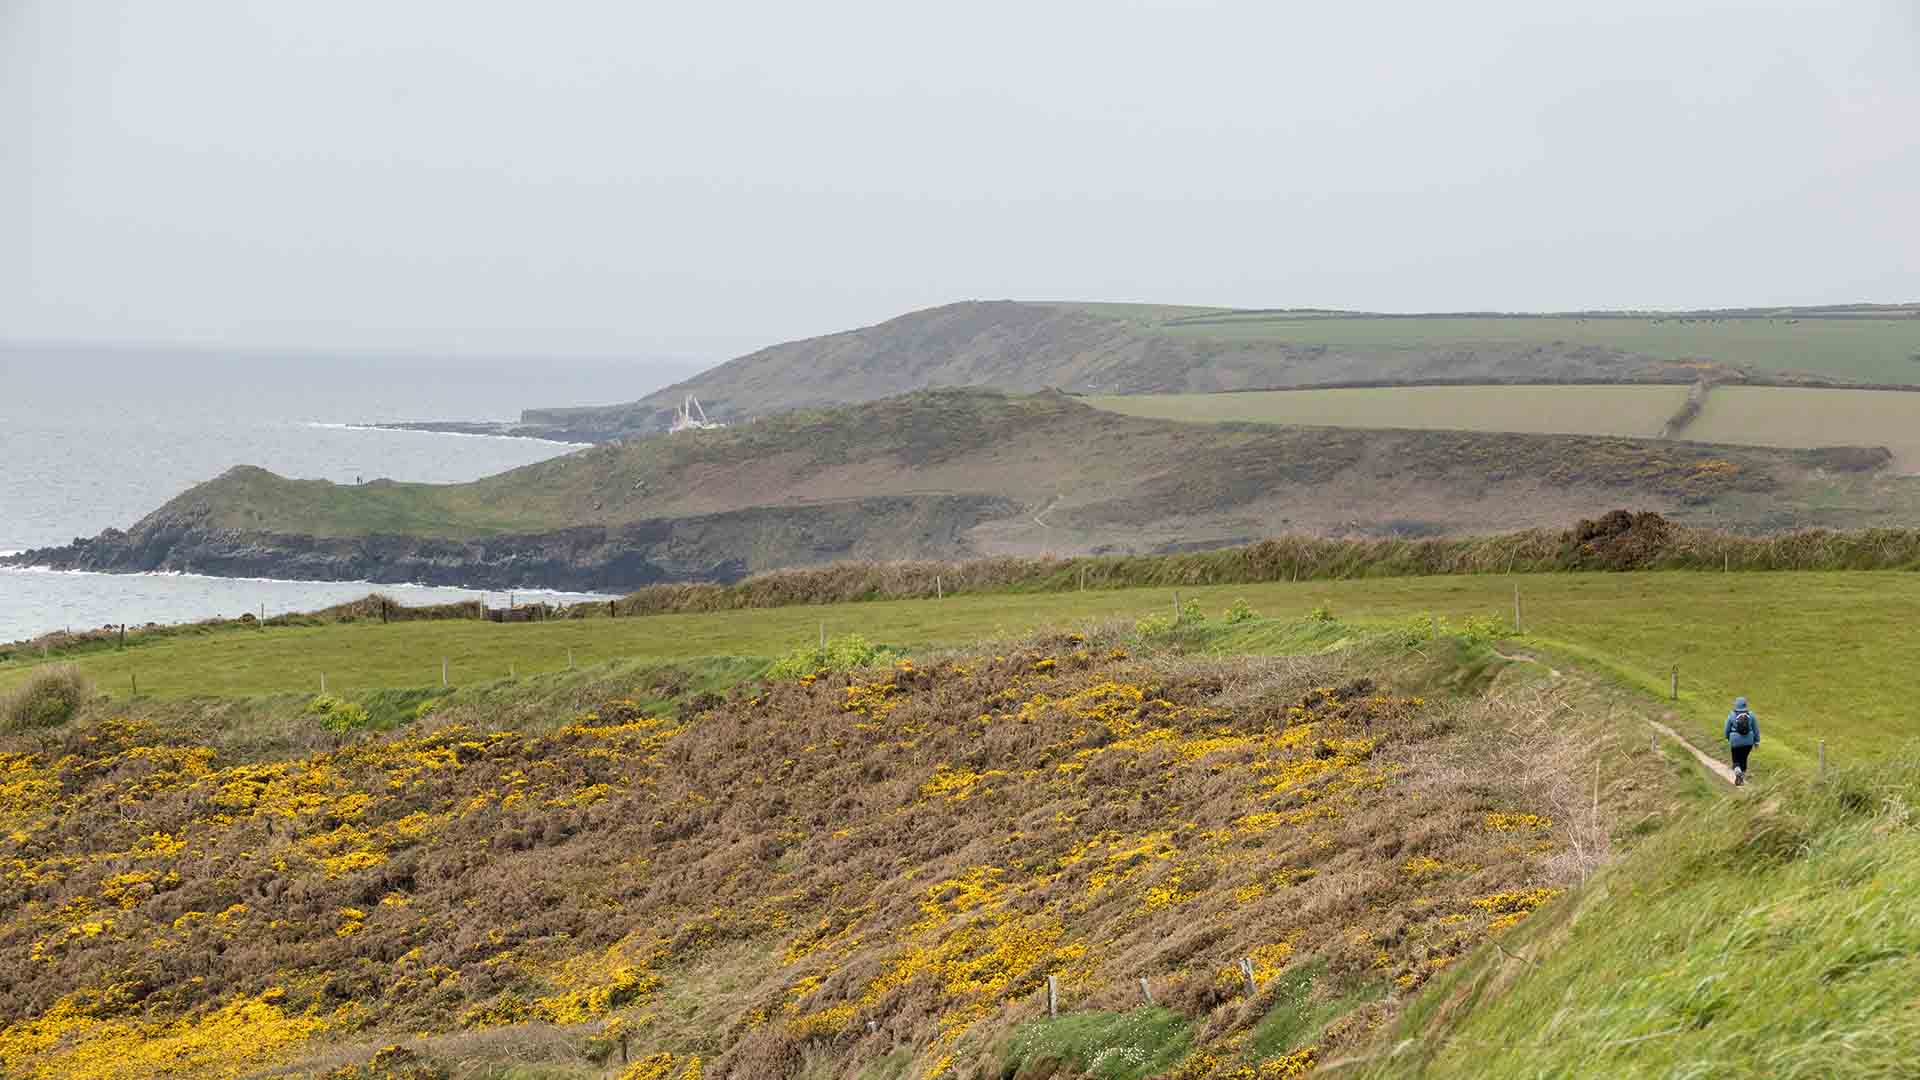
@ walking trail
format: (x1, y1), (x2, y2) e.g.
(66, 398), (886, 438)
(1494, 648), (1735, 786)
(1648, 715), (1737, 785)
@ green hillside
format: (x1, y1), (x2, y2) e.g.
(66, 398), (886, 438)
(6, 567), (1919, 1077)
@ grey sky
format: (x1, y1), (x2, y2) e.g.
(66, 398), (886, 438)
(5, 1), (1917, 361)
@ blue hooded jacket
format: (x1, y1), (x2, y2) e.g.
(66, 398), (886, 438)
(1725, 697), (1760, 749)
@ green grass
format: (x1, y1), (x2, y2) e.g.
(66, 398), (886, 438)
(7, 571), (1917, 768)
(999, 1006), (1194, 1080)
(1246, 962), (1387, 1062)
(1087, 385), (1687, 439)
(1143, 314), (1920, 385)
(1349, 758), (1920, 1079)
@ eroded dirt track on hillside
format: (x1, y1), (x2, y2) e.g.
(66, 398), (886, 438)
(1648, 716), (1736, 784)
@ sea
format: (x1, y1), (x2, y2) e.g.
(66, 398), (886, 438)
(0, 343), (708, 643)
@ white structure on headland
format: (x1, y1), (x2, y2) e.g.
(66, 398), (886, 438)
(669, 395), (724, 434)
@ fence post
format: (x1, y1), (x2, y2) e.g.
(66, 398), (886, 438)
(936, 575), (942, 600)
(1671, 665), (1679, 700)
(1172, 591), (1181, 622)
(1239, 957), (1257, 997)
(1046, 974), (1058, 1018)
(442, 658), (448, 687)
(1819, 740), (1826, 776)
(1138, 976), (1155, 1005)
(131, 672), (137, 698)
(320, 672), (326, 694)
(1514, 584), (1522, 634)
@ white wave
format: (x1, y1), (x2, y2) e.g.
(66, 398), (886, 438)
(0, 563), (615, 600)
(299, 420), (590, 449)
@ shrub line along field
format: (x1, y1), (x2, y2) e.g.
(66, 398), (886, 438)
(8, 571), (1916, 774)
(1087, 384), (1920, 473)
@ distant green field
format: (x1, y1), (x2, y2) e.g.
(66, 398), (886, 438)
(1144, 313), (1920, 384)
(1090, 384), (1920, 473)
(1087, 385), (1686, 439)
(1688, 385), (1920, 472)
(8, 572), (1915, 771)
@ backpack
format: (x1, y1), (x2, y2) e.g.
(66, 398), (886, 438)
(1733, 711), (1752, 738)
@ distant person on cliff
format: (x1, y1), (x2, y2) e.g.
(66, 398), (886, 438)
(1725, 696), (1760, 786)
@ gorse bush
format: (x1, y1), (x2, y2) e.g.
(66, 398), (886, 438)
(0, 664), (91, 731)
(765, 632), (902, 680)
(305, 693), (371, 733)
(1223, 598), (1258, 624)
(1460, 614), (1515, 644)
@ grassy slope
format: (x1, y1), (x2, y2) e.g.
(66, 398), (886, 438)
(1346, 760), (1920, 1080)
(10, 571), (1919, 767)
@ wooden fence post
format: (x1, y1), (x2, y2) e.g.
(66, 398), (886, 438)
(1671, 665), (1679, 700)
(319, 672), (326, 694)
(1172, 591), (1181, 622)
(131, 673), (137, 698)
(1239, 957), (1257, 997)
(1514, 584), (1522, 634)
(1819, 740), (1826, 776)
(1138, 976), (1155, 1005)
(442, 658), (448, 687)
(1046, 974), (1058, 1018)
(936, 575), (942, 600)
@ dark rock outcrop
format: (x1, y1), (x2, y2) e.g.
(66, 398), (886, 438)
(4, 495), (1015, 592)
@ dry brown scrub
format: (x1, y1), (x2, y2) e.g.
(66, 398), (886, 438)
(0, 632), (1677, 1078)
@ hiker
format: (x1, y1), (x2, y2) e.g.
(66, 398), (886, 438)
(1724, 696), (1760, 786)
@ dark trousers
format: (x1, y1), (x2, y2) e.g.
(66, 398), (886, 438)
(1731, 744), (1753, 773)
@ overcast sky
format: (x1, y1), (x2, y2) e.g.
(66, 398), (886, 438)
(4, 1), (1917, 361)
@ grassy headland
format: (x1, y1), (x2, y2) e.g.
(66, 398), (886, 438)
(533, 300), (1920, 438)
(14, 390), (1920, 594)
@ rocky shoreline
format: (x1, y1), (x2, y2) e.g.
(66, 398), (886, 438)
(2, 494), (1015, 593)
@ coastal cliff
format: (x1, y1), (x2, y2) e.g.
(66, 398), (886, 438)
(6, 495), (1015, 592)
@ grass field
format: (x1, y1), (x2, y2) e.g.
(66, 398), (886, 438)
(1090, 384), (1920, 474)
(1689, 385), (1920, 472)
(1087, 385), (1687, 439)
(1143, 313), (1920, 385)
(9, 571), (1916, 773)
